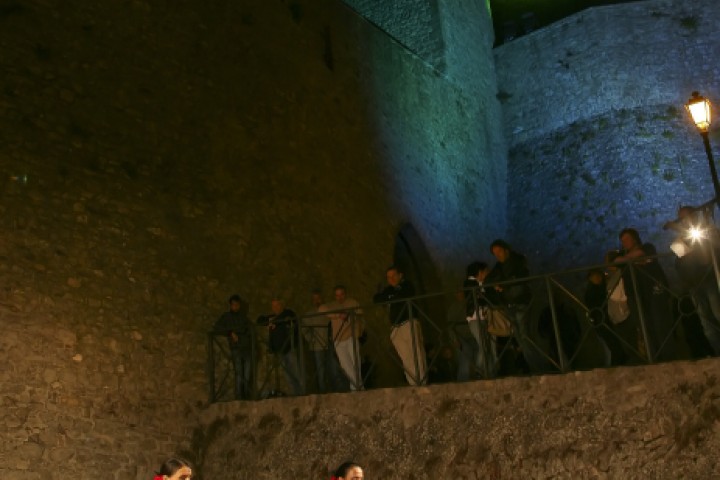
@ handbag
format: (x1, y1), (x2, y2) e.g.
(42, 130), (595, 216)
(487, 308), (513, 337)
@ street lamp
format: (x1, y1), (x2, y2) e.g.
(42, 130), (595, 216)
(686, 91), (720, 202)
(685, 91), (720, 294)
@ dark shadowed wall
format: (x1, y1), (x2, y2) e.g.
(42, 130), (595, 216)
(0, 0), (503, 477)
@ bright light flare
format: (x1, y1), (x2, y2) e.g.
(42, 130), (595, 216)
(687, 225), (707, 243)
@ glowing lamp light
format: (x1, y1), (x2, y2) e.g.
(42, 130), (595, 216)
(686, 91), (712, 132)
(687, 225), (706, 243)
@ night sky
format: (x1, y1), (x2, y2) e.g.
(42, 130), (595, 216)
(490, 0), (645, 43)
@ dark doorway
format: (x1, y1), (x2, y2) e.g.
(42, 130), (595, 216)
(393, 223), (446, 344)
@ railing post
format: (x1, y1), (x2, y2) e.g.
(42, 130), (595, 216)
(207, 333), (216, 403)
(628, 262), (654, 363)
(407, 300), (422, 385)
(350, 310), (361, 390)
(545, 277), (567, 372)
(296, 315), (306, 395)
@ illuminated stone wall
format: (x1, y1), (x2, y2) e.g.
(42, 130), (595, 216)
(342, 0), (446, 69)
(198, 358), (720, 479)
(494, 0), (720, 272)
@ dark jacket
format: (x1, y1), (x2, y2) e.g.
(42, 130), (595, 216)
(675, 242), (714, 289)
(214, 310), (254, 350)
(257, 309), (298, 354)
(485, 251), (532, 305)
(373, 279), (416, 326)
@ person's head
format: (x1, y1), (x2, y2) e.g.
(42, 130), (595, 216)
(386, 266), (403, 287)
(271, 298), (284, 315)
(311, 289), (323, 307)
(157, 458), (192, 479)
(619, 228), (642, 252)
(332, 461), (363, 480)
(334, 285), (347, 304)
(228, 294), (242, 312)
(490, 239), (512, 263)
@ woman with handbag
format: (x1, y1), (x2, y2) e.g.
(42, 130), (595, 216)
(464, 261), (500, 379)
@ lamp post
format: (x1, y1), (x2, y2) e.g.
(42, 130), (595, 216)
(686, 91), (720, 203)
(686, 91), (720, 294)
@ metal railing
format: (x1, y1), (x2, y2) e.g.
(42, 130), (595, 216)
(207, 253), (720, 402)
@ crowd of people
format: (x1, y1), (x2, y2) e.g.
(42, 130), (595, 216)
(213, 265), (428, 399)
(212, 206), (720, 398)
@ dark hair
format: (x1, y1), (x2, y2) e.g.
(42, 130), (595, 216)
(333, 284), (347, 293)
(490, 239), (511, 251)
(228, 294), (241, 304)
(333, 461), (362, 478)
(619, 228), (641, 245)
(157, 458), (191, 476)
(465, 261), (488, 277)
(386, 264), (402, 273)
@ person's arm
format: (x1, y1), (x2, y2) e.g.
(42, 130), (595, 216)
(614, 248), (645, 263)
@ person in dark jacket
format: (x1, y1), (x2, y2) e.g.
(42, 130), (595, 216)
(616, 228), (679, 362)
(373, 266), (427, 386)
(256, 298), (304, 396)
(486, 239), (550, 373)
(667, 206), (720, 355)
(213, 294), (255, 400)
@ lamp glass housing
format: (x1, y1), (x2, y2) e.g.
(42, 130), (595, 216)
(687, 93), (712, 132)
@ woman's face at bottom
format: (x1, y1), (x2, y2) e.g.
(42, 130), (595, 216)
(343, 466), (363, 480)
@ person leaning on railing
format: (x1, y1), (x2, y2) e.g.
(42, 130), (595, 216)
(463, 261), (498, 379)
(616, 227), (679, 362)
(213, 294), (254, 400)
(373, 265), (427, 386)
(326, 285), (364, 391)
(666, 206), (720, 356)
(256, 298), (304, 396)
(486, 239), (548, 373)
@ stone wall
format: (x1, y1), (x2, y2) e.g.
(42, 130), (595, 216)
(198, 358), (720, 479)
(0, 0), (503, 477)
(357, 0), (507, 277)
(494, 0), (720, 146)
(342, 0), (446, 70)
(494, 0), (720, 271)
